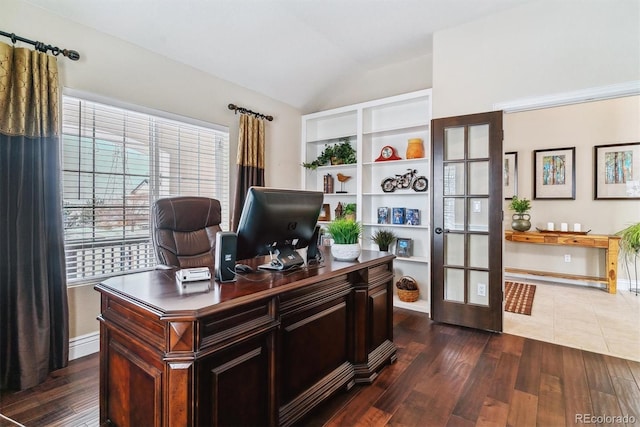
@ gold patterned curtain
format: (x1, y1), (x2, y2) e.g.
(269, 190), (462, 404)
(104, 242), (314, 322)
(231, 113), (265, 231)
(0, 41), (69, 391)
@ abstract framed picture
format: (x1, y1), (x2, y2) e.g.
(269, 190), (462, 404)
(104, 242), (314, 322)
(594, 142), (640, 200)
(533, 147), (575, 200)
(504, 151), (518, 200)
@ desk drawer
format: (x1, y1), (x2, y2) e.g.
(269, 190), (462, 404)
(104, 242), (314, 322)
(509, 233), (545, 243)
(557, 236), (600, 247)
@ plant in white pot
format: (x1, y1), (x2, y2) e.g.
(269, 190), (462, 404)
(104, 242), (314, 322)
(327, 218), (362, 261)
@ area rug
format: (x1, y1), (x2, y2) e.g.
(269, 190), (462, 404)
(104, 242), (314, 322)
(504, 281), (536, 315)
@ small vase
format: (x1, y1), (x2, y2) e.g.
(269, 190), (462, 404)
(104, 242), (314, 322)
(378, 244), (389, 252)
(406, 138), (424, 159)
(511, 213), (531, 231)
(331, 243), (361, 261)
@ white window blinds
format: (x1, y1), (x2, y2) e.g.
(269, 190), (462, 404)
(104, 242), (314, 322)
(62, 96), (229, 283)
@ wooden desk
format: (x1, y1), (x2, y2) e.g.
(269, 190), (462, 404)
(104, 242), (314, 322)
(504, 230), (620, 293)
(95, 249), (396, 427)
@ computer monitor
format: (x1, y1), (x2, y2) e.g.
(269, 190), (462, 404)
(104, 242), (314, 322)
(235, 187), (324, 270)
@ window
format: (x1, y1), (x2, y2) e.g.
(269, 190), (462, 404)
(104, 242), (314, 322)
(62, 95), (229, 283)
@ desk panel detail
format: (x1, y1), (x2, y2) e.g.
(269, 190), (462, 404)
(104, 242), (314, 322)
(96, 250), (396, 427)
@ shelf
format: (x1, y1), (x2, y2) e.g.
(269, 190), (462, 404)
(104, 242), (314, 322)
(363, 222), (428, 230)
(394, 256), (429, 264)
(362, 158), (428, 167)
(392, 295), (429, 313)
(303, 89), (432, 309)
(363, 123), (430, 137)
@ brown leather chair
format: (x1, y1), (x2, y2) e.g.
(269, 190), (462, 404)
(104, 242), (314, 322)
(152, 196), (222, 268)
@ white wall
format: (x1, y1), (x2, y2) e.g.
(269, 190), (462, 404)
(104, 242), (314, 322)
(432, 0), (640, 118)
(307, 53), (433, 113)
(431, 0), (640, 286)
(2, 0), (304, 340)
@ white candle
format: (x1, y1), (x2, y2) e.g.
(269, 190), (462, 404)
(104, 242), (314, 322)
(560, 222), (568, 232)
(547, 222), (554, 231)
(574, 223), (581, 232)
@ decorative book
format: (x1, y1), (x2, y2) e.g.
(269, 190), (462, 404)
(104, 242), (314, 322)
(377, 207), (390, 224)
(392, 208), (405, 225)
(405, 209), (420, 225)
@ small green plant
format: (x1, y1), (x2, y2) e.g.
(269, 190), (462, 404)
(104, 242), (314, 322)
(327, 218), (361, 244)
(302, 138), (356, 169)
(370, 229), (397, 250)
(509, 195), (531, 214)
(617, 222), (640, 259)
(343, 203), (356, 216)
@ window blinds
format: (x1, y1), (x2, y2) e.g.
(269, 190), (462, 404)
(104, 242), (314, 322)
(61, 96), (229, 283)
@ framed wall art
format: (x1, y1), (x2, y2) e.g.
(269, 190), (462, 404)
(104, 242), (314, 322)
(533, 147), (576, 200)
(594, 142), (640, 199)
(504, 151), (518, 199)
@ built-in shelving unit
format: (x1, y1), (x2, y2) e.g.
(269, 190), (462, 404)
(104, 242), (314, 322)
(302, 89), (432, 312)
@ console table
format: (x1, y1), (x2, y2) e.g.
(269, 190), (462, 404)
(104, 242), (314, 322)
(95, 249), (396, 427)
(504, 230), (620, 293)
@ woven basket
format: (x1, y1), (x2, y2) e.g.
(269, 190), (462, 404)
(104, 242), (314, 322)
(397, 288), (420, 302)
(396, 276), (419, 302)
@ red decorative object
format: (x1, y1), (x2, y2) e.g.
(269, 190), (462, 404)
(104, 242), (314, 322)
(375, 145), (402, 162)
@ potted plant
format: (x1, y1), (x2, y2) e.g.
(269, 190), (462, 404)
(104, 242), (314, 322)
(508, 195), (532, 231)
(370, 229), (397, 252)
(303, 138), (356, 169)
(326, 218), (362, 261)
(616, 222), (640, 294)
(343, 203), (356, 221)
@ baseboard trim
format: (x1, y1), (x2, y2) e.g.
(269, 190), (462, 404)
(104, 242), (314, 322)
(69, 331), (100, 360)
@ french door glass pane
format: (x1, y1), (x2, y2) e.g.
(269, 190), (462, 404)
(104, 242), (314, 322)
(469, 161), (489, 195)
(444, 127), (465, 160)
(468, 270), (489, 306)
(445, 268), (465, 302)
(469, 234), (489, 268)
(444, 198), (465, 231)
(468, 124), (489, 159)
(445, 233), (465, 266)
(468, 198), (489, 232)
(444, 163), (465, 196)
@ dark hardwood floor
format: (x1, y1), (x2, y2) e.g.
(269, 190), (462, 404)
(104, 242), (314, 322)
(2, 308), (639, 426)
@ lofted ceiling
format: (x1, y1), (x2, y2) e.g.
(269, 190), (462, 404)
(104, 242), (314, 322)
(23, 0), (532, 110)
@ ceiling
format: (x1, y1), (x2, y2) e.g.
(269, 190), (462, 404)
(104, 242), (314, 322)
(24, 0), (532, 110)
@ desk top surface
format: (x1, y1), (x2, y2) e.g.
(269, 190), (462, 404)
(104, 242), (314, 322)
(95, 248), (394, 318)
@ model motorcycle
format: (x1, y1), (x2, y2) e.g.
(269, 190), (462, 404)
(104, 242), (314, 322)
(381, 168), (428, 193)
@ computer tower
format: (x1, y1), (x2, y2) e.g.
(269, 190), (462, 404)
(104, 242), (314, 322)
(215, 231), (237, 282)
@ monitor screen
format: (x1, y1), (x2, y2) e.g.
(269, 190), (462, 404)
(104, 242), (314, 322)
(235, 187), (324, 269)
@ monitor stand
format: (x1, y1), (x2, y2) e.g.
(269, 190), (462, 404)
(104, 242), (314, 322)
(258, 246), (304, 271)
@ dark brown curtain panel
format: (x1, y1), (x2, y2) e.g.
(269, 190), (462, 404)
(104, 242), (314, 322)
(232, 113), (265, 231)
(0, 42), (69, 391)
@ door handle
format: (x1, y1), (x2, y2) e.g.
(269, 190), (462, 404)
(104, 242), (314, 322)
(434, 227), (443, 234)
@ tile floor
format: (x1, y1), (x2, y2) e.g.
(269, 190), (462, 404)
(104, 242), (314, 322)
(504, 278), (640, 362)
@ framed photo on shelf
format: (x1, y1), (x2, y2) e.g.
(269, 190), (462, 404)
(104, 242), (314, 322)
(392, 208), (405, 225)
(594, 142), (640, 199)
(377, 207), (390, 224)
(318, 204), (331, 221)
(405, 209), (420, 225)
(504, 152), (518, 200)
(533, 147), (576, 200)
(396, 238), (412, 257)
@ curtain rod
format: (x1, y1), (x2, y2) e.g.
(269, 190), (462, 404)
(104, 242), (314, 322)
(0, 30), (80, 61)
(228, 103), (273, 121)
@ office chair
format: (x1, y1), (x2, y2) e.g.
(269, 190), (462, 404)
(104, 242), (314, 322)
(152, 196), (222, 268)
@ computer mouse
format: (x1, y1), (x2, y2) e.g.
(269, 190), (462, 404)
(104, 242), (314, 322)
(234, 263), (254, 274)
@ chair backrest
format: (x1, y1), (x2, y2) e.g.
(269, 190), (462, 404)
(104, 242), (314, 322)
(152, 196), (222, 268)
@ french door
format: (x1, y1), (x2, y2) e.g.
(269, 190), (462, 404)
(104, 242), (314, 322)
(430, 111), (503, 332)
